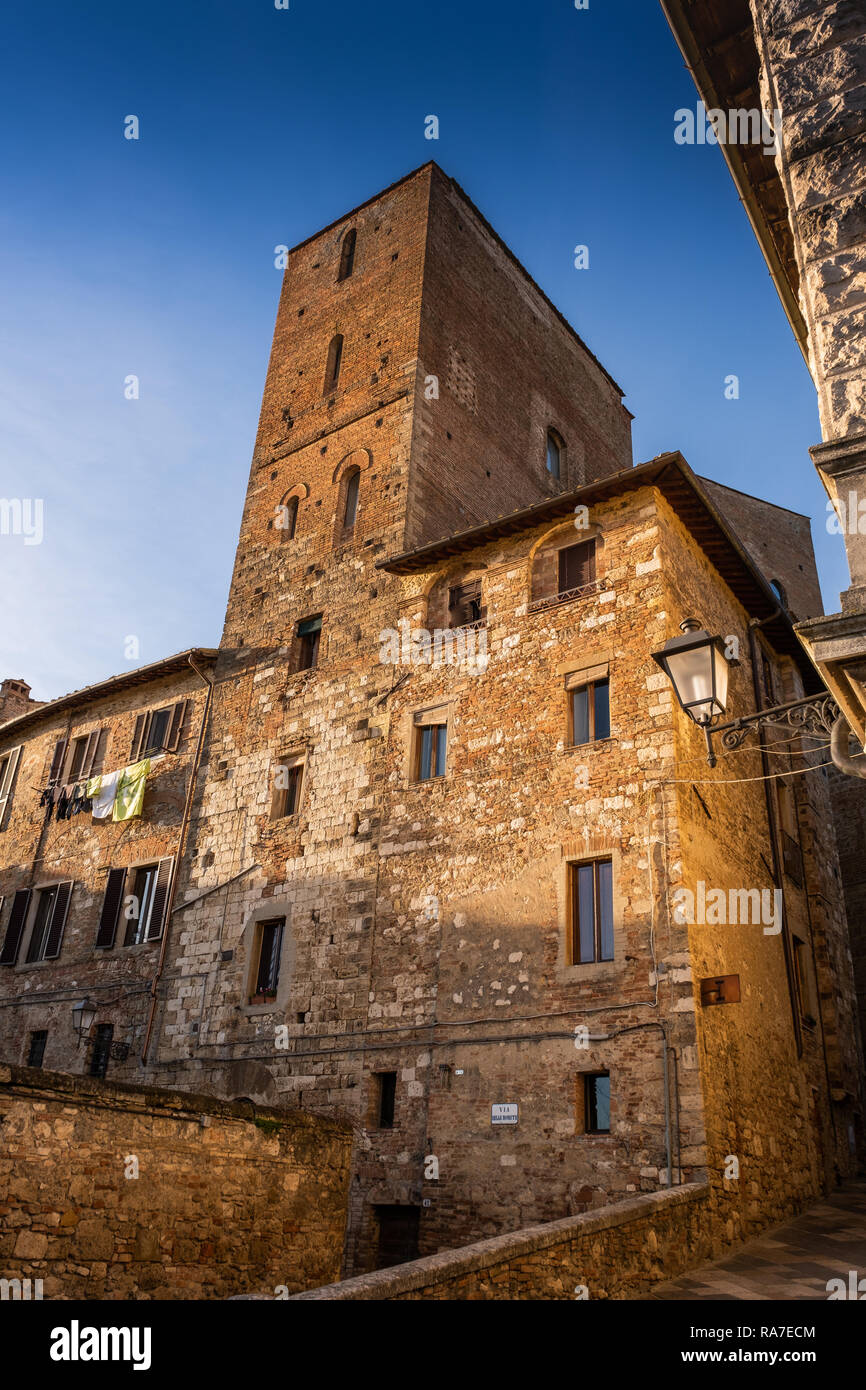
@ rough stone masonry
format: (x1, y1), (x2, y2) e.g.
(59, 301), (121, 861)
(0, 162), (862, 1283)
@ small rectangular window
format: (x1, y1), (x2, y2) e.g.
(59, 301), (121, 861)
(297, 616), (322, 671)
(27, 1030), (48, 1068)
(570, 677), (610, 746)
(448, 580), (484, 628)
(252, 918), (284, 1000)
(583, 1072), (610, 1134)
(558, 542), (596, 595)
(375, 1071), (397, 1128)
(569, 859), (614, 965)
(417, 724), (447, 781)
(272, 759), (304, 819)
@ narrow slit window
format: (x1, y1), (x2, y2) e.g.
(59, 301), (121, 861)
(376, 1071), (397, 1128)
(546, 430), (562, 479)
(279, 496), (298, 540)
(324, 334), (344, 393)
(343, 468), (360, 529)
(338, 228), (357, 281)
(583, 1072), (610, 1133)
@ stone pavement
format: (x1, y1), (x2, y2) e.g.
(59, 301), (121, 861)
(646, 1182), (866, 1300)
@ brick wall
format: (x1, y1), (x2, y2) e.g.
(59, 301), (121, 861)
(0, 1065), (352, 1299)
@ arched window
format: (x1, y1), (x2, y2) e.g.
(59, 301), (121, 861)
(338, 229), (357, 281)
(343, 467), (360, 529)
(546, 430), (563, 480)
(278, 495), (298, 541)
(324, 334), (344, 394)
(770, 578), (788, 608)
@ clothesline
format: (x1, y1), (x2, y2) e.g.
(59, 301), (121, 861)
(39, 757), (153, 824)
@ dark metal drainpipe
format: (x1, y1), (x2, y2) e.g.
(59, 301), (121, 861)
(748, 612), (802, 1057)
(141, 654), (214, 1066)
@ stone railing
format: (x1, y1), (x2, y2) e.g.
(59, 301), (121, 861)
(287, 1183), (711, 1300)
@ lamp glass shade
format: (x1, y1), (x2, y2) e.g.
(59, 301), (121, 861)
(653, 629), (729, 725)
(72, 998), (97, 1036)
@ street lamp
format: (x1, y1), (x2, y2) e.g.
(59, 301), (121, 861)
(72, 997), (97, 1045)
(652, 619), (730, 761)
(652, 616), (840, 767)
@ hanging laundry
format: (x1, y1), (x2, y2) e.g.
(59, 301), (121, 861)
(112, 758), (151, 822)
(86, 769), (121, 821)
(70, 783), (92, 816)
(56, 785), (73, 820)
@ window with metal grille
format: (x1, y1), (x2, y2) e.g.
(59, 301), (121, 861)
(569, 859), (614, 965)
(89, 1023), (113, 1079)
(583, 1072), (610, 1133)
(252, 918), (284, 999)
(27, 1030), (47, 1068)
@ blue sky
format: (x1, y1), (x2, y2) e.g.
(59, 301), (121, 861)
(0, 0), (843, 701)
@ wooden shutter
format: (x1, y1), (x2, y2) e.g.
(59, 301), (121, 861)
(48, 738), (68, 783)
(0, 888), (32, 966)
(0, 746), (22, 828)
(145, 858), (174, 941)
(79, 730), (102, 779)
(43, 880), (73, 960)
(131, 713), (148, 762)
(165, 701), (188, 752)
(559, 541), (596, 592)
(90, 727), (109, 776)
(95, 868), (126, 949)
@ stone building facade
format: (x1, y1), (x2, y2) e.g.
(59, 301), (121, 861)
(0, 650), (216, 1073)
(1, 163), (862, 1277)
(661, 0), (866, 1117)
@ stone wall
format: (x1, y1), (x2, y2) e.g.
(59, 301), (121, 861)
(288, 1184), (712, 1299)
(0, 1065), (352, 1299)
(752, 0), (866, 442)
